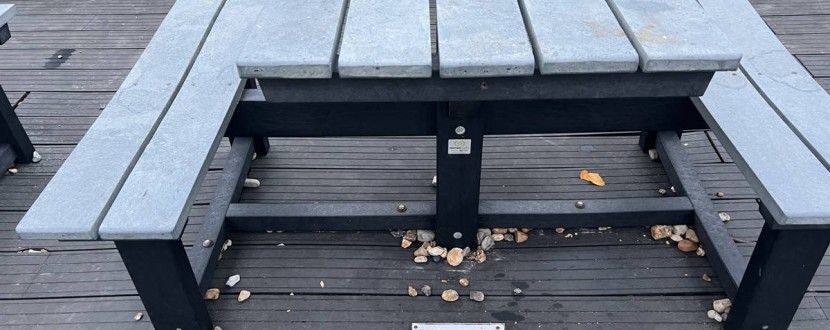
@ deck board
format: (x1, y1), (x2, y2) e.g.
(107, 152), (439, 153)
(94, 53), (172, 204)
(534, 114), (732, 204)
(1, 0), (830, 327)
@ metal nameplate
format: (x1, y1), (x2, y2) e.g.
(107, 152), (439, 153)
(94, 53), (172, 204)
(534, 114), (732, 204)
(412, 323), (505, 330)
(448, 139), (472, 155)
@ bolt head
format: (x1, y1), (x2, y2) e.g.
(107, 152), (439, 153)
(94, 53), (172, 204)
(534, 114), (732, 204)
(575, 201), (586, 209)
(202, 240), (214, 248)
(454, 126), (466, 135)
(453, 232), (462, 239)
(396, 204), (407, 212)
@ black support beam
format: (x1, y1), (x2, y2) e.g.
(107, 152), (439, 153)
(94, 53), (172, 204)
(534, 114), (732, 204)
(0, 84), (35, 164)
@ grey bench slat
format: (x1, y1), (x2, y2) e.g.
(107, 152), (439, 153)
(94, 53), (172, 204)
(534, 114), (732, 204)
(519, 0), (638, 74)
(337, 0), (431, 78)
(606, 0), (741, 72)
(16, 0), (226, 240)
(97, 0), (263, 240)
(0, 4), (16, 27)
(236, 0), (347, 79)
(693, 71), (830, 227)
(436, 0), (535, 78)
(698, 0), (830, 170)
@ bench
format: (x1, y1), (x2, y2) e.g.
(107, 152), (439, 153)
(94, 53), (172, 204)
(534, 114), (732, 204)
(14, 0), (829, 329)
(0, 3), (37, 171)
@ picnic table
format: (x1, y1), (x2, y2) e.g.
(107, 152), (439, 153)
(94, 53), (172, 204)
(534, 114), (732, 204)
(16, 0), (830, 329)
(0, 3), (37, 171)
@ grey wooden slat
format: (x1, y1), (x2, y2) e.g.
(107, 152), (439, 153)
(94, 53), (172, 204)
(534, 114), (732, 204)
(15, 0), (226, 240)
(698, 0), (830, 170)
(519, 0), (638, 74)
(337, 0), (431, 78)
(436, 0), (535, 78)
(606, 0), (741, 72)
(236, 0), (347, 79)
(693, 70), (830, 227)
(98, 0), (263, 240)
(0, 4), (16, 26)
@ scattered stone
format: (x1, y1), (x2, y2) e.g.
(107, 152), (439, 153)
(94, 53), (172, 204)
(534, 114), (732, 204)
(513, 288), (522, 295)
(390, 230), (405, 238)
(476, 231), (488, 245)
(670, 234), (683, 242)
(478, 228), (492, 236)
(555, 227), (566, 234)
(677, 239), (699, 252)
(492, 228), (508, 235)
(401, 238), (412, 249)
(685, 229), (700, 243)
(403, 230), (417, 242)
(432, 255), (442, 263)
(707, 310), (723, 322)
(432, 175), (437, 187)
(226, 274), (241, 288)
(702, 273), (712, 282)
(719, 212), (731, 222)
(650, 225), (673, 240)
(658, 188), (667, 195)
(214, 326), (223, 330)
(417, 230), (435, 243)
(447, 248), (464, 266)
(713, 298), (732, 313)
(134, 312), (143, 321)
(716, 191), (725, 198)
(648, 149), (659, 160)
(441, 289), (459, 302)
(673, 225), (689, 236)
(7, 168), (18, 175)
(492, 233), (504, 242)
(475, 248), (487, 263)
(508, 228), (518, 233)
(459, 278), (470, 287)
(428, 246), (446, 257)
(515, 231), (528, 243)
(414, 256), (428, 263)
(503, 233), (514, 242)
(221, 239), (232, 252)
(414, 242), (429, 257)
(462, 246), (471, 257)
(696, 247), (706, 257)
(205, 288), (220, 300)
(421, 285), (432, 296)
(480, 236), (495, 251)
(470, 291), (485, 302)
(408, 286), (418, 297)
(243, 178), (260, 188)
(441, 279), (448, 284)
(564, 233), (574, 238)
(238, 290), (251, 303)
(320, 281), (325, 288)
(598, 227), (611, 231)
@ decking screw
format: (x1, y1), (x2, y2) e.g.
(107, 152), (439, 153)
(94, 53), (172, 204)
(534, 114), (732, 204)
(202, 239), (214, 248)
(397, 204), (407, 213)
(575, 201), (585, 209)
(453, 232), (462, 239)
(455, 126), (466, 135)
(480, 82), (488, 90)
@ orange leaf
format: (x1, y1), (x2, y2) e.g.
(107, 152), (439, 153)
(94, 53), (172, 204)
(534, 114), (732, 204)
(579, 170), (606, 187)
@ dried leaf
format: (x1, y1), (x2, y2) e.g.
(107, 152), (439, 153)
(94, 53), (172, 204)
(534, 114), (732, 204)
(579, 170), (606, 187)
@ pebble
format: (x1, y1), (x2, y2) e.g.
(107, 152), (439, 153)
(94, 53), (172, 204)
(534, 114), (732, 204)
(401, 238), (412, 249)
(205, 288), (220, 300)
(673, 225), (688, 236)
(403, 230), (417, 242)
(480, 236), (495, 251)
(670, 234), (683, 242)
(513, 288), (522, 295)
(7, 168), (18, 175)
(565, 233), (574, 238)
(432, 175), (437, 187)
(417, 230), (435, 243)
(428, 246), (446, 257)
(716, 191), (725, 198)
(221, 239), (232, 252)
(650, 225), (673, 240)
(134, 312), (143, 321)
(702, 273), (712, 282)
(432, 255), (442, 263)
(459, 278), (470, 287)
(414, 256), (428, 263)
(243, 178), (260, 188)
(478, 228), (492, 236)
(492, 228), (508, 235)
(476, 231), (489, 245)
(408, 286), (418, 297)
(555, 227), (566, 234)
(503, 233), (514, 242)
(707, 310), (723, 322)
(520, 228), (531, 233)
(421, 285), (431, 296)
(441, 289), (459, 302)
(677, 239), (699, 252)
(447, 248), (464, 267)
(508, 228), (518, 233)
(475, 248), (487, 263)
(685, 229), (700, 243)
(470, 291), (485, 302)
(390, 230), (405, 238)
(713, 298), (732, 313)
(226, 274), (241, 287)
(696, 247), (706, 257)
(658, 188), (667, 195)
(492, 234), (505, 242)
(462, 246), (471, 257)
(515, 231), (528, 244)
(719, 212), (731, 222)
(414, 242), (429, 257)
(238, 290), (251, 303)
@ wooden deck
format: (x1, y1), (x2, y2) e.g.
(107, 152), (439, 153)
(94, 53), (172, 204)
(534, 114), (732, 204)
(1, 0), (830, 328)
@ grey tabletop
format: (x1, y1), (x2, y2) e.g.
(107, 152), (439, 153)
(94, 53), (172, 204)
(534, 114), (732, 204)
(0, 4), (16, 27)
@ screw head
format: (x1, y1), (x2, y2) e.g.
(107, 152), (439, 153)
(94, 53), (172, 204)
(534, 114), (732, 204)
(396, 204), (407, 212)
(453, 232), (463, 239)
(202, 240), (214, 248)
(575, 201), (586, 209)
(454, 126), (466, 135)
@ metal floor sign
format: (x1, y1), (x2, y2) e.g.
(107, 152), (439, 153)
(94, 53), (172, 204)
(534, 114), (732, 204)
(412, 323), (505, 330)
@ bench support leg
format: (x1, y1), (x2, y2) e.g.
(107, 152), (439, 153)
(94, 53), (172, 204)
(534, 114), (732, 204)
(116, 240), (213, 330)
(0, 84), (35, 164)
(435, 102), (483, 248)
(725, 220), (830, 329)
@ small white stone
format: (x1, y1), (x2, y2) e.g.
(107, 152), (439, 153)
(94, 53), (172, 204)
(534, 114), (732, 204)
(431, 175), (437, 187)
(7, 168), (17, 175)
(707, 309), (723, 322)
(696, 247), (706, 257)
(670, 234), (683, 242)
(673, 225), (688, 236)
(32, 151), (42, 163)
(719, 212), (731, 222)
(648, 149), (659, 160)
(513, 288), (522, 295)
(244, 178), (261, 188)
(226, 274), (241, 287)
(237, 290), (251, 303)
(713, 298), (732, 313)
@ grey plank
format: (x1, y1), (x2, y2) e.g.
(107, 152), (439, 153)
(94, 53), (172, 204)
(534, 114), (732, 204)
(15, 0), (226, 240)
(693, 70), (830, 227)
(606, 0), (741, 72)
(236, 0), (347, 79)
(99, 0), (262, 240)
(519, 0), (638, 74)
(337, 0), (431, 78)
(0, 4), (16, 26)
(699, 0), (830, 170)
(436, 0), (535, 77)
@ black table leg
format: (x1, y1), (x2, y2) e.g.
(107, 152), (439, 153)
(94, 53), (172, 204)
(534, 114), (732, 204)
(435, 102), (483, 248)
(0, 84), (35, 164)
(724, 217), (830, 329)
(116, 240), (213, 330)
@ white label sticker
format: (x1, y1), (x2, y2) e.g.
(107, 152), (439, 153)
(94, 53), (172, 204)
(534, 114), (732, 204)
(448, 139), (472, 155)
